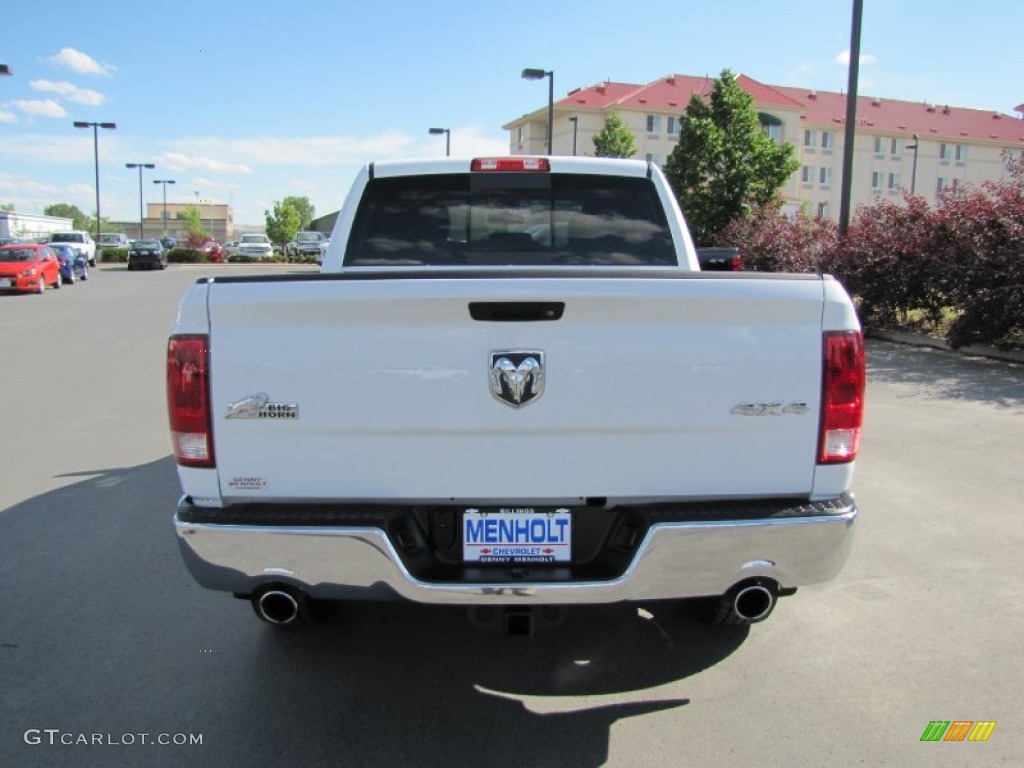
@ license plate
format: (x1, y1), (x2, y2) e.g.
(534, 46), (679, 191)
(463, 508), (572, 564)
(0, 279), (11, 288)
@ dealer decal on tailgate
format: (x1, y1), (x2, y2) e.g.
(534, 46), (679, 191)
(463, 508), (572, 564)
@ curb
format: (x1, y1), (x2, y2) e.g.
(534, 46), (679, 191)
(866, 328), (1024, 365)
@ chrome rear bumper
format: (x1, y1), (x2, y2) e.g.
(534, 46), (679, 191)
(174, 497), (857, 605)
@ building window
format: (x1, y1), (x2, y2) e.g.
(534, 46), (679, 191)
(955, 144), (968, 163)
(936, 177), (947, 192)
(804, 129), (817, 149)
(646, 115), (661, 135)
(939, 143), (952, 161)
(873, 136), (884, 156)
(871, 171), (883, 190)
(951, 178), (960, 192)
(817, 202), (830, 219)
(819, 167), (832, 185)
(821, 131), (835, 151)
(759, 112), (783, 143)
(517, 126), (523, 144)
(645, 152), (660, 165)
(802, 165), (813, 184)
(667, 116), (681, 137)
(890, 137), (903, 156)
(887, 172), (901, 191)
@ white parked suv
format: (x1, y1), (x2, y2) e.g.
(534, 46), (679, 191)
(236, 233), (274, 260)
(49, 231), (97, 267)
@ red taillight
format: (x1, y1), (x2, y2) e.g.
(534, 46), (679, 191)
(167, 334), (215, 468)
(730, 254), (743, 271)
(471, 157), (550, 172)
(819, 331), (865, 464)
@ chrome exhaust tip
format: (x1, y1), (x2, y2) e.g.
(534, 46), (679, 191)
(732, 583), (775, 623)
(254, 589), (301, 625)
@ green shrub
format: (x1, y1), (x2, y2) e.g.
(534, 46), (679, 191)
(101, 247), (128, 263)
(167, 248), (210, 264)
(228, 254), (257, 263)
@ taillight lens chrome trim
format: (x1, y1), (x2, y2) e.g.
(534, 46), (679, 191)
(167, 334), (215, 468)
(819, 331), (866, 464)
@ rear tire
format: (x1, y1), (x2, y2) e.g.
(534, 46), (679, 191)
(81, 268), (89, 281)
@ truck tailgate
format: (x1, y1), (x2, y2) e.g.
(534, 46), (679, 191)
(206, 275), (826, 502)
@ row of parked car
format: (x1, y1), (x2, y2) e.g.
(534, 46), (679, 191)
(0, 241), (90, 293)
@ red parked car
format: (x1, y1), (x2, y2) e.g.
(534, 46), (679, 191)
(200, 239), (222, 263)
(0, 243), (62, 294)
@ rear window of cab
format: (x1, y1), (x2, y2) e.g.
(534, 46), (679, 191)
(344, 173), (675, 267)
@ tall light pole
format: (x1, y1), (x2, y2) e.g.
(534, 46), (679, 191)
(125, 163), (155, 239)
(522, 68), (554, 154)
(838, 0), (863, 236)
(73, 121), (117, 252)
(153, 179), (176, 235)
(428, 127), (451, 156)
(568, 116), (579, 156)
(907, 134), (920, 195)
(0, 64), (11, 76)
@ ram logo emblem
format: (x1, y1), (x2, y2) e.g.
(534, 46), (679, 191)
(490, 351), (545, 408)
(226, 393), (269, 419)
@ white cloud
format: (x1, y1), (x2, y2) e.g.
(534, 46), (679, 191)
(165, 131), (416, 166)
(0, 172), (61, 197)
(158, 153), (253, 174)
(46, 48), (117, 76)
(0, 109), (16, 124)
(30, 79), (107, 106)
(0, 134), (106, 164)
(835, 50), (878, 67)
(12, 100), (68, 118)
(439, 125), (509, 157)
(192, 176), (242, 190)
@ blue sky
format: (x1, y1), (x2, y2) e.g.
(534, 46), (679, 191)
(1, 0), (1021, 227)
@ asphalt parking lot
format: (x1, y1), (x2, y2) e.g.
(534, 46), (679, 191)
(1, 264), (1021, 767)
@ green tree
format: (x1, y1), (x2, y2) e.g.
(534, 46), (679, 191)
(44, 203), (90, 230)
(0, 203), (14, 212)
(176, 207), (207, 237)
(592, 111), (637, 158)
(281, 196), (315, 230)
(265, 200), (301, 252)
(664, 69), (799, 245)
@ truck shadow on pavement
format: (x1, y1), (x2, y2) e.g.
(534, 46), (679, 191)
(0, 456), (749, 768)
(867, 340), (1024, 410)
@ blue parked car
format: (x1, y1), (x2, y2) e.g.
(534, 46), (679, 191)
(51, 243), (89, 284)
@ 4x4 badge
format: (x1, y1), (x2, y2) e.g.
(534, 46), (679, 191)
(490, 351), (545, 408)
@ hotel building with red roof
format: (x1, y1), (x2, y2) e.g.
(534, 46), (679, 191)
(504, 73), (1024, 221)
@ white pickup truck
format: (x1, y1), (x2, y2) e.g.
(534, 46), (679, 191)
(168, 156), (864, 631)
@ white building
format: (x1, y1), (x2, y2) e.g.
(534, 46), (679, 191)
(504, 73), (1024, 220)
(0, 211), (73, 241)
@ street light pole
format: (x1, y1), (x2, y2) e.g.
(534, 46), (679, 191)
(153, 179), (176, 235)
(428, 127), (451, 156)
(73, 121), (116, 252)
(125, 163), (155, 239)
(907, 134), (920, 195)
(522, 68), (554, 154)
(568, 116), (579, 156)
